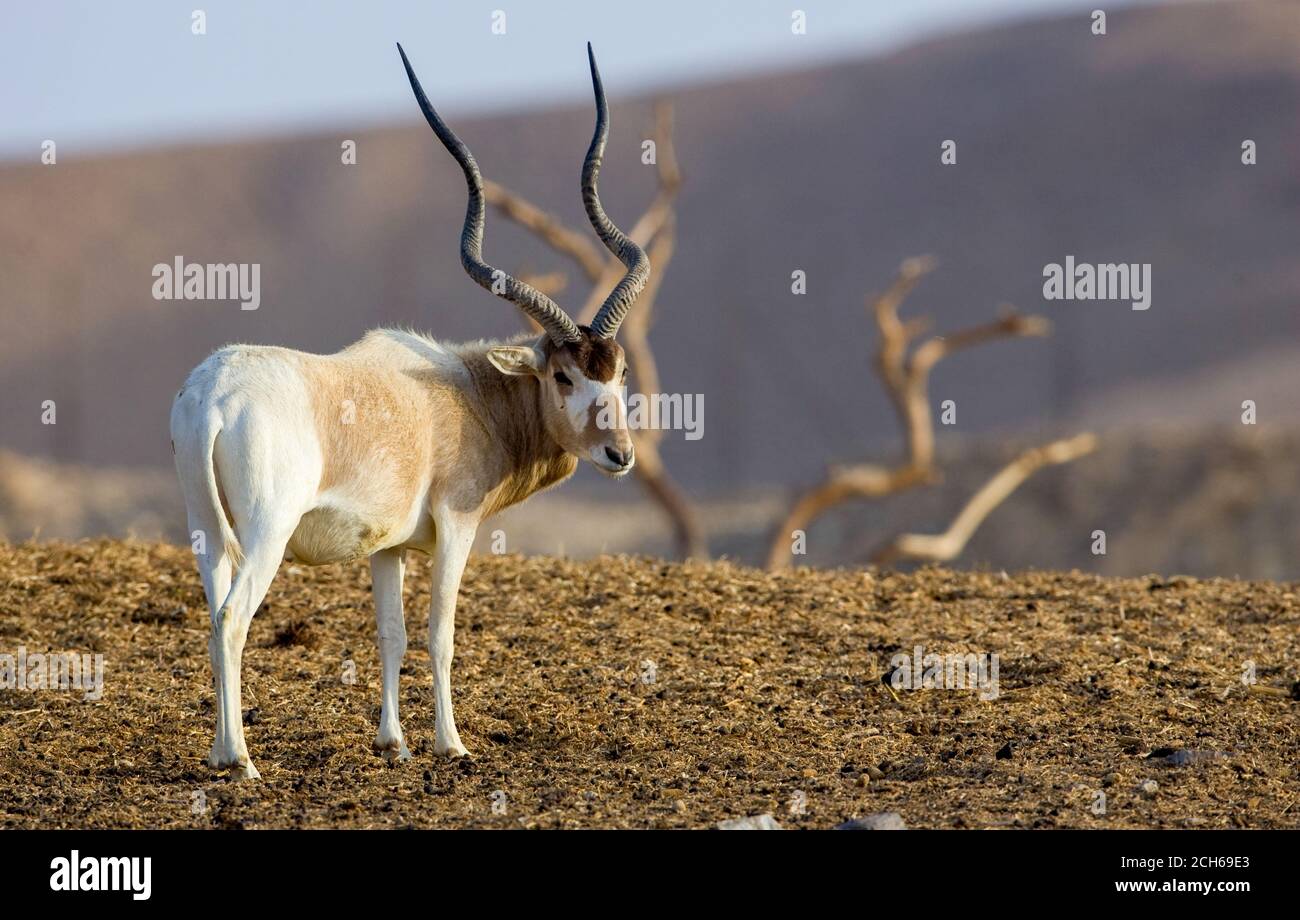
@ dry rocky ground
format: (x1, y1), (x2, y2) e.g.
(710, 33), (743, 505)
(1, 540), (1297, 829)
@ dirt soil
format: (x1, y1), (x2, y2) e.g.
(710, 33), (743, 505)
(1, 540), (1297, 829)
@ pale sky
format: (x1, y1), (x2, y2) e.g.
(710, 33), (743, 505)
(4, 0), (1148, 160)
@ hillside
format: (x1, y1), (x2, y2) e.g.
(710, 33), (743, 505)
(1, 0), (1298, 491)
(5, 425), (1300, 579)
(1, 542), (1296, 828)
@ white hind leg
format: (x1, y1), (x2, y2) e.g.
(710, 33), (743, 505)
(203, 399), (318, 780)
(194, 541), (233, 769)
(209, 525), (294, 780)
(174, 353), (324, 781)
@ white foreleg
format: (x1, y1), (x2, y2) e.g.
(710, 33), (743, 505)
(429, 508), (477, 756)
(370, 546), (410, 761)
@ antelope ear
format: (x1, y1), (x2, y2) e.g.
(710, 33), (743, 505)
(486, 345), (546, 377)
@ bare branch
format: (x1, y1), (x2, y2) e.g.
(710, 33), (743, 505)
(908, 306), (1050, 378)
(650, 101), (681, 194)
(617, 210), (705, 556)
(631, 433), (707, 560)
(897, 306), (1050, 471)
(767, 257), (1089, 572)
(871, 433), (1099, 564)
(870, 256), (938, 469)
(764, 463), (929, 571)
(483, 180), (607, 282)
(622, 216), (674, 449)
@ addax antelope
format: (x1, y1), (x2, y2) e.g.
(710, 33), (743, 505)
(170, 43), (649, 779)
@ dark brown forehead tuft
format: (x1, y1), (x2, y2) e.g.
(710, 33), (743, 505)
(547, 327), (622, 382)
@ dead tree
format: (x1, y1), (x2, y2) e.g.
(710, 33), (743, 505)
(483, 102), (706, 559)
(766, 256), (1096, 571)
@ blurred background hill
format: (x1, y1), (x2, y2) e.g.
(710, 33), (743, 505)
(2, 0), (1297, 576)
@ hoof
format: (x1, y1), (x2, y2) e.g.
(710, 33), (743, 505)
(210, 752), (261, 781)
(376, 743), (412, 764)
(434, 742), (470, 758)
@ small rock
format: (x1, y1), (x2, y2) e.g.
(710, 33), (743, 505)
(835, 811), (907, 830)
(1137, 779), (1159, 798)
(1146, 748), (1227, 767)
(864, 765), (886, 781)
(1102, 772), (1121, 788)
(717, 814), (782, 830)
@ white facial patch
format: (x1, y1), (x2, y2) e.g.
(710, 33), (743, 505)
(558, 366), (625, 434)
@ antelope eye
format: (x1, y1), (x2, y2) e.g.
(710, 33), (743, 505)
(553, 371), (573, 386)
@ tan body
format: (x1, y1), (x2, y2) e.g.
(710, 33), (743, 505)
(262, 329), (581, 566)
